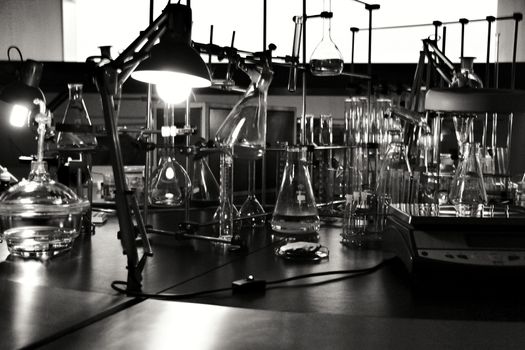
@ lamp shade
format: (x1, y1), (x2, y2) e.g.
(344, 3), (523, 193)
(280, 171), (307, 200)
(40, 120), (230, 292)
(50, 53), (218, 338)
(131, 41), (211, 88)
(131, 3), (211, 89)
(0, 60), (45, 127)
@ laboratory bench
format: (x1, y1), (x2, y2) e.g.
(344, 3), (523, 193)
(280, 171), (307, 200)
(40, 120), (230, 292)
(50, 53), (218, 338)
(1, 210), (525, 349)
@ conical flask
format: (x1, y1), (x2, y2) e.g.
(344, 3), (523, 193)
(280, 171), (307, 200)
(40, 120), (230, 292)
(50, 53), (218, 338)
(309, 0), (344, 76)
(376, 131), (412, 205)
(450, 57), (483, 88)
(449, 143), (487, 217)
(271, 146), (320, 235)
(191, 155), (220, 206)
(57, 83), (97, 150)
(149, 143), (191, 207)
(215, 64), (273, 159)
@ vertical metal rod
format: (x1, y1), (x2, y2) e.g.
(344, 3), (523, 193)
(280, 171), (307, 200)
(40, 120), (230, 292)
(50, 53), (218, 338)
(495, 33), (500, 88)
(300, 0), (307, 145)
(144, 84), (153, 225)
(149, 0), (154, 25)
(209, 25), (214, 65)
(459, 18), (468, 58)
(350, 27), (358, 76)
(441, 26), (447, 88)
(433, 21), (442, 87)
(485, 16), (495, 88)
(263, 0), (267, 50)
(510, 13), (522, 90)
(184, 97), (191, 222)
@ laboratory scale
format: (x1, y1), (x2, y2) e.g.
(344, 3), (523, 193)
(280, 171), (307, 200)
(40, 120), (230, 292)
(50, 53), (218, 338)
(383, 204), (525, 281)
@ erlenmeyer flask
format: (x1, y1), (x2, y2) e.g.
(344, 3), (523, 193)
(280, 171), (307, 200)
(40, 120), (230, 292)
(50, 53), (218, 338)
(191, 155), (220, 206)
(271, 146), (320, 235)
(239, 160), (266, 227)
(450, 57), (483, 88)
(57, 83), (97, 150)
(376, 131), (413, 205)
(309, 0), (344, 76)
(215, 64), (273, 159)
(449, 143), (487, 217)
(149, 148), (191, 207)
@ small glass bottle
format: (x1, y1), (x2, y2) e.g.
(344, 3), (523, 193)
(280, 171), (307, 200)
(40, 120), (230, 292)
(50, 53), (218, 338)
(449, 143), (487, 217)
(309, 0), (344, 76)
(271, 146), (320, 235)
(450, 57), (483, 88)
(57, 83), (98, 150)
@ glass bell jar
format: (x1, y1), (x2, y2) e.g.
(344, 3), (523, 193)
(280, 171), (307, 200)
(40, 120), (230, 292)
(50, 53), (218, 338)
(56, 83), (98, 151)
(309, 0), (344, 76)
(0, 108), (89, 258)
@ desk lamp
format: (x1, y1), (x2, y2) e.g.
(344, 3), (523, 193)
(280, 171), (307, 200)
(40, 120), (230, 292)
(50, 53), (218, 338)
(0, 60), (45, 128)
(94, 2), (212, 292)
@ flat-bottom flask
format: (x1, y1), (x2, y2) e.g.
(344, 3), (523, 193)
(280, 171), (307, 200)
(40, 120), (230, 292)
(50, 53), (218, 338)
(149, 149), (191, 207)
(271, 146), (320, 235)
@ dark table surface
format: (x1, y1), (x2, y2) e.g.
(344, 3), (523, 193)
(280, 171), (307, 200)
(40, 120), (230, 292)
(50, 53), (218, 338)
(0, 209), (524, 349)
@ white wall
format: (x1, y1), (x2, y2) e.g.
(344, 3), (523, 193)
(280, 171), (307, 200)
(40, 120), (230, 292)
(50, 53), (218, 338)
(0, 0), (64, 61)
(496, 0), (525, 62)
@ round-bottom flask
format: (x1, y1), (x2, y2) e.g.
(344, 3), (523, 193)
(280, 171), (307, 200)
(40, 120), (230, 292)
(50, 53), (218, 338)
(271, 146), (320, 235)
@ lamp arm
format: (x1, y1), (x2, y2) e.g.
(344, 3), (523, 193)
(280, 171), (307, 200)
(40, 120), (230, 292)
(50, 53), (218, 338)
(94, 65), (150, 292)
(113, 9), (169, 69)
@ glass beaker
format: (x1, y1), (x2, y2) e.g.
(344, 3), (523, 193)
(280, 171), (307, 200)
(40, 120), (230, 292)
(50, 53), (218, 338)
(309, 0), (344, 76)
(449, 143), (487, 217)
(450, 57), (483, 88)
(191, 155), (220, 206)
(215, 64), (273, 160)
(271, 146), (320, 235)
(56, 83), (98, 151)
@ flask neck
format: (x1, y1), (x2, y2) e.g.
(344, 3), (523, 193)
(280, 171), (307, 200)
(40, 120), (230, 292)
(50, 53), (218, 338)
(68, 83), (84, 101)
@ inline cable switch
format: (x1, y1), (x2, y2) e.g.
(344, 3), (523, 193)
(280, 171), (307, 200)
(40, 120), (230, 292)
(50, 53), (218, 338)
(232, 275), (267, 294)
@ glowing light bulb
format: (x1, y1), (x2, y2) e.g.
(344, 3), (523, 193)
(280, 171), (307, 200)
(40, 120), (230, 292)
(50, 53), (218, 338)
(10, 104), (31, 127)
(156, 82), (191, 104)
(165, 166), (175, 180)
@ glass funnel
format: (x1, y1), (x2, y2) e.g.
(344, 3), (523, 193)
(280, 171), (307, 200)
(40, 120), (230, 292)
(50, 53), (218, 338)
(309, 0), (344, 76)
(239, 160), (266, 227)
(215, 64), (273, 160)
(0, 106), (89, 258)
(450, 57), (483, 88)
(271, 146), (320, 235)
(56, 83), (98, 151)
(449, 143), (487, 217)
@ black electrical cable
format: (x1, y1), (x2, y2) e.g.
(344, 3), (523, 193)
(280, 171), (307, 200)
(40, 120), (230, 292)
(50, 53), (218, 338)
(110, 258), (391, 301)
(7, 46), (23, 61)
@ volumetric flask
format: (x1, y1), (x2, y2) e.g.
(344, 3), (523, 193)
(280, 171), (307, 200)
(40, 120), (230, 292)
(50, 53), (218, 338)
(56, 83), (97, 151)
(271, 146), (320, 235)
(309, 0), (344, 76)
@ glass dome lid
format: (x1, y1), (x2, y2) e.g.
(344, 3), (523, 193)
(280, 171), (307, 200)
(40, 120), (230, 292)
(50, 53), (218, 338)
(0, 162), (89, 216)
